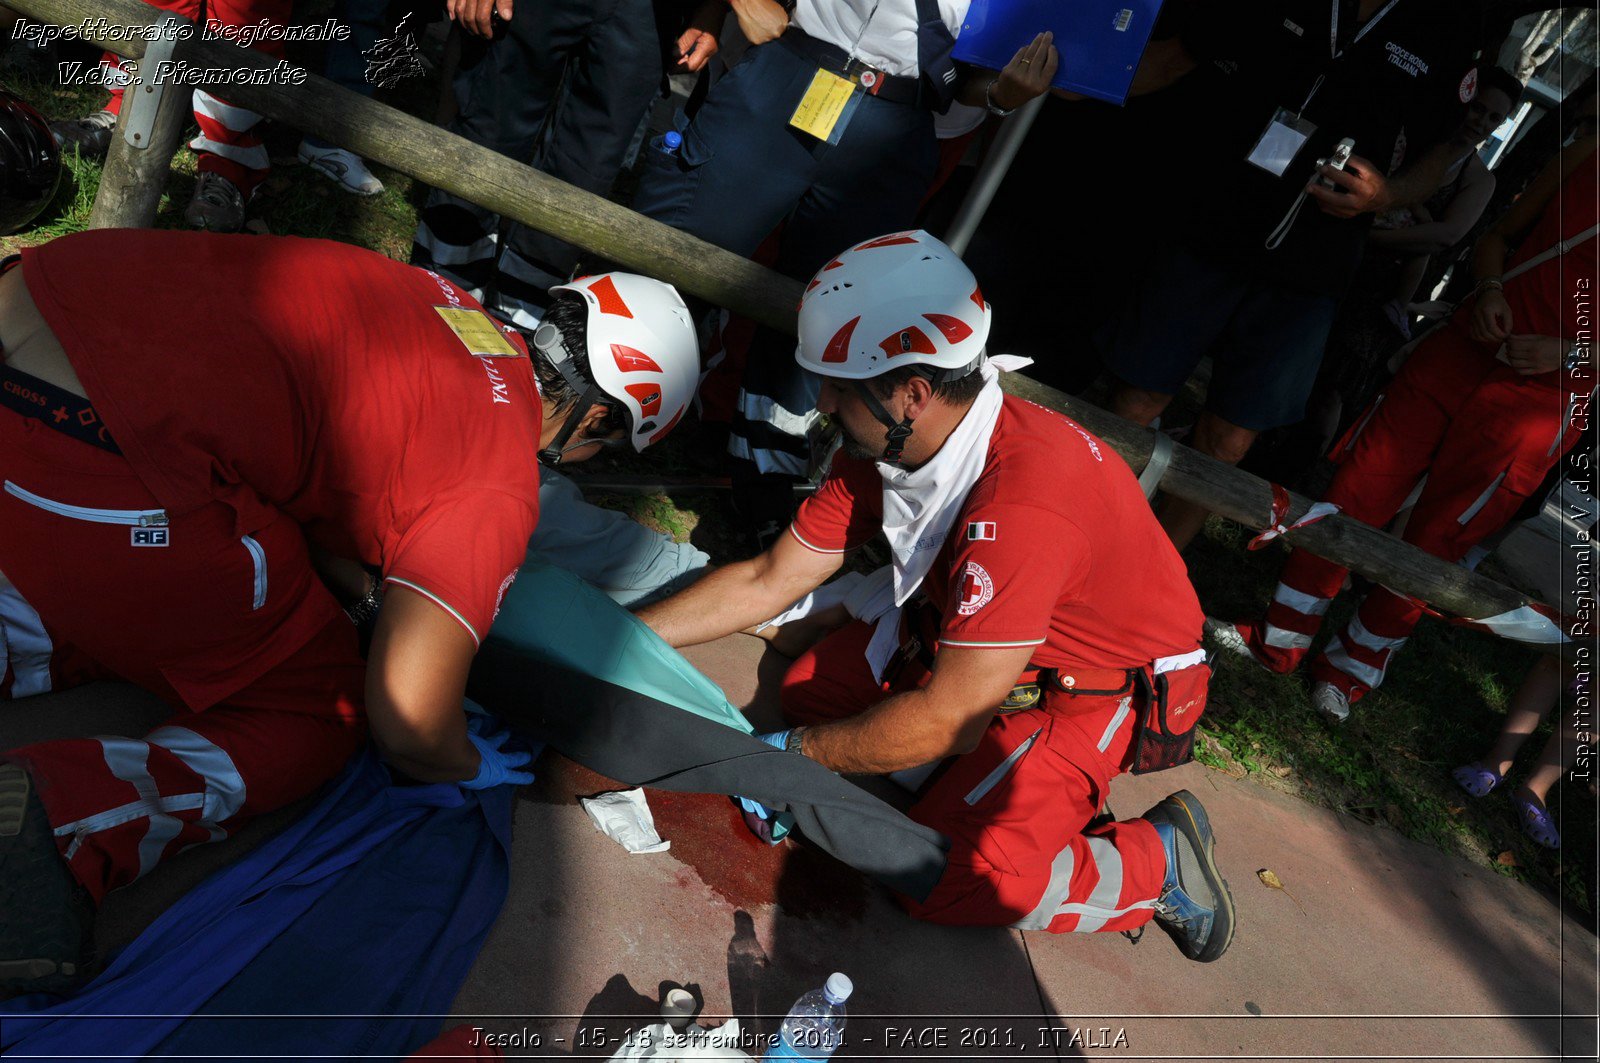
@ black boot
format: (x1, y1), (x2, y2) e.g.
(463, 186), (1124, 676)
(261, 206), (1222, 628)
(0, 763), (96, 998)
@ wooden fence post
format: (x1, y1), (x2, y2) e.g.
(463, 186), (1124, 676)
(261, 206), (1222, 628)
(85, 13), (192, 230)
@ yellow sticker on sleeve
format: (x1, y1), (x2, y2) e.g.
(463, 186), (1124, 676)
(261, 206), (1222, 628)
(434, 306), (523, 359)
(789, 69), (858, 142)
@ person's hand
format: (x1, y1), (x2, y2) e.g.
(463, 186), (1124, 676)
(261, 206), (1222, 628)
(1306, 154), (1391, 218)
(448, 0), (511, 39)
(1470, 287), (1514, 343)
(730, 0), (789, 46)
(990, 31), (1059, 111)
(676, 0), (725, 72)
(1503, 334), (1566, 375)
(462, 729), (535, 789)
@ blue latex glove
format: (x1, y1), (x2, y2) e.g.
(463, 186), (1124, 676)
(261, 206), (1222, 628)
(755, 730), (790, 750)
(736, 731), (789, 816)
(463, 729), (535, 790)
(463, 698), (494, 737)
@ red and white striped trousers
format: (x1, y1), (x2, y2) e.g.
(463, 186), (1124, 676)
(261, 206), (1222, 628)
(781, 620), (1169, 933)
(97, 0), (292, 196)
(1246, 325), (1587, 702)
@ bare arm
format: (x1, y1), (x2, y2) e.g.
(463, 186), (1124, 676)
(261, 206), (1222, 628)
(1309, 139), (1460, 220)
(364, 584), (480, 782)
(800, 644), (1035, 774)
(637, 530), (842, 648)
(1369, 163), (1495, 255)
(1470, 134), (1598, 343)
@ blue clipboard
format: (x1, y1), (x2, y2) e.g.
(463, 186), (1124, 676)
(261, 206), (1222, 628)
(953, 0), (1166, 106)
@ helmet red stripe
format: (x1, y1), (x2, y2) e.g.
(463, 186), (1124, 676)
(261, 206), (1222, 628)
(923, 313), (973, 343)
(611, 343), (663, 373)
(822, 316), (860, 363)
(588, 275), (634, 318)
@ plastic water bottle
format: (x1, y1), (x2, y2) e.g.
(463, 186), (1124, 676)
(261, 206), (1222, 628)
(762, 973), (852, 1061)
(661, 130), (683, 157)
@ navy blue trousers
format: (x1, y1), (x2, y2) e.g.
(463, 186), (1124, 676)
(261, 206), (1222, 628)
(633, 40), (938, 477)
(413, 0), (666, 328)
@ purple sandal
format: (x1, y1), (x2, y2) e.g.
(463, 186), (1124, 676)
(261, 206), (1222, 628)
(1451, 763), (1502, 798)
(1512, 792), (1561, 850)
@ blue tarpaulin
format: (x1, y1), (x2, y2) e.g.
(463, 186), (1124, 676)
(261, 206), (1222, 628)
(0, 745), (518, 1061)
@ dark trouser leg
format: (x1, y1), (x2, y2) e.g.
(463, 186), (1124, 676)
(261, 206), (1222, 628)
(494, 0), (666, 326)
(411, 0), (586, 301)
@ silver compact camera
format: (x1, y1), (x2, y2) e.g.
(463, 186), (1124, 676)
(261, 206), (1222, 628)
(1315, 137), (1356, 189)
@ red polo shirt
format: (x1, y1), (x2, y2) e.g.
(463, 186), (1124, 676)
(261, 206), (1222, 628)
(790, 395), (1203, 670)
(22, 229), (543, 645)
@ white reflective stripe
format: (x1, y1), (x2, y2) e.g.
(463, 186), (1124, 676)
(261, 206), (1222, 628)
(241, 535), (267, 610)
(1096, 696), (1133, 753)
(192, 91), (264, 134)
(0, 584), (54, 698)
(788, 526), (848, 554)
(727, 434), (810, 477)
(1153, 648), (1208, 674)
(1471, 605), (1570, 645)
(1263, 624), (1313, 650)
(1322, 636), (1386, 689)
(1069, 836), (1128, 933)
(1550, 396), (1578, 456)
(52, 793), (205, 841)
(147, 726), (247, 827)
(384, 578), (481, 646)
(4, 480), (167, 526)
(97, 737), (188, 878)
(413, 221), (498, 267)
(740, 393), (820, 439)
(1051, 896), (1160, 921)
(1345, 613), (1407, 654)
(939, 637), (1046, 648)
(1011, 842), (1077, 930)
(964, 727), (1041, 805)
(1457, 472), (1506, 525)
(187, 133), (271, 172)
(1343, 395), (1383, 451)
(1272, 583), (1333, 617)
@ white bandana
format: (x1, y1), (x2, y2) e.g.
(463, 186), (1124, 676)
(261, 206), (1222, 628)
(877, 355), (1032, 606)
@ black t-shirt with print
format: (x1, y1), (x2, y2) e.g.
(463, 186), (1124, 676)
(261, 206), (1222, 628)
(1157, 0), (1485, 295)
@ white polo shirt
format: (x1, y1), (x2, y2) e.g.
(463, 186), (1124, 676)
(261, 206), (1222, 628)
(790, 0), (969, 78)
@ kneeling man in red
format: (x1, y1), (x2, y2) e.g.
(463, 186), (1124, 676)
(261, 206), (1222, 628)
(639, 231), (1235, 961)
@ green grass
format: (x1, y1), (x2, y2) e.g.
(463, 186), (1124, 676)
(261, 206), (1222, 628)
(4, 39), (1591, 923)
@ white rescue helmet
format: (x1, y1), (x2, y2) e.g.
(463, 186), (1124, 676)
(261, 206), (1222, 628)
(547, 272), (700, 451)
(796, 230), (991, 382)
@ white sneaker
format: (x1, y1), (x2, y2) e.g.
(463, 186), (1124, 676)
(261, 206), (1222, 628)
(297, 141), (384, 196)
(1311, 681), (1351, 725)
(1202, 616), (1252, 659)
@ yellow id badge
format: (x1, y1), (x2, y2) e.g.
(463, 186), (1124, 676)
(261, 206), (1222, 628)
(790, 68), (861, 144)
(434, 306), (523, 359)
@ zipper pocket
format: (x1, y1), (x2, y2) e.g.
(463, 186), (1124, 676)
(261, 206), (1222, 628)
(4, 480), (168, 526)
(965, 727), (1043, 806)
(241, 535), (267, 611)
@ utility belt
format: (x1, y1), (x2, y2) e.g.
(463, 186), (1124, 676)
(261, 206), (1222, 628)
(778, 28), (923, 107)
(885, 602), (1210, 775)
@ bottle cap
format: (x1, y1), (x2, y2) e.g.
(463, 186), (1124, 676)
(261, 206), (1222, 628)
(664, 131), (683, 150)
(823, 972), (853, 1003)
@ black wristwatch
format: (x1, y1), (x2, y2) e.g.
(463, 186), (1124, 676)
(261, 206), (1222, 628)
(784, 726), (808, 757)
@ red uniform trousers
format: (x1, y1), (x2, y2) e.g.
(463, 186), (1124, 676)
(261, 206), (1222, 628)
(1246, 326), (1586, 701)
(98, 0), (291, 195)
(0, 402), (366, 902)
(782, 620), (1167, 933)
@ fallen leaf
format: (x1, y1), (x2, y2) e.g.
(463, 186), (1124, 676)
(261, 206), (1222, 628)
(1256, 868), (1307, 914)
(1267, 765), (1292, 779)
(1496, 850), (1520, 868)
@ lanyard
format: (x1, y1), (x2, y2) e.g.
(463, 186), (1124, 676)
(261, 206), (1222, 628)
(1301, 0), (1403, 116)
(846, 0), (884, 63)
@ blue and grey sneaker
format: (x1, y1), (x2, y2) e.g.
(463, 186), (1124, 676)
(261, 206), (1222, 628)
(1142, 789), (1235, 963)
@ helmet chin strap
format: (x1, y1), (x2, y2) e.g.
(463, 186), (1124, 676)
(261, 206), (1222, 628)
(537, 383), (607, 467)
(851, 381), (915, 465)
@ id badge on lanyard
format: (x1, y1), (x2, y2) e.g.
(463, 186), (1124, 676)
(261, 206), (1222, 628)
(1244, 0), (1401, 176)
(790, 69), (865, 144)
